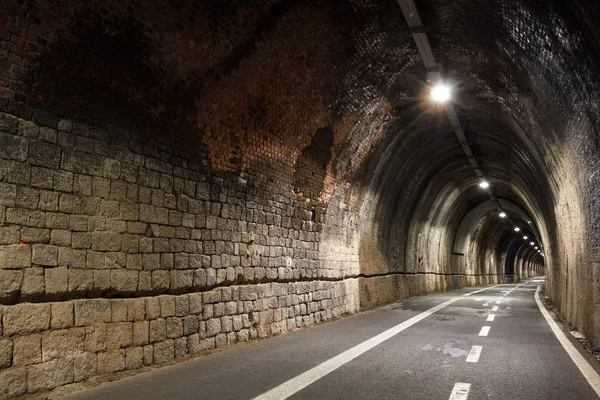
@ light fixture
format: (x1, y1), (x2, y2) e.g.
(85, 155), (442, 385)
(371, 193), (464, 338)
(523, 236), (528, 240)
(499, 212), (506, 218)
(530, 242), (535, 246)
(431, 84), (451, 103)
(514, 227), (520, 232)
(535, 246), (538, 249)
(479, 180), (490, 189)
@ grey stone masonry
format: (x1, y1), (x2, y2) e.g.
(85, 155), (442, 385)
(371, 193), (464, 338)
(0, 280), (358, 397)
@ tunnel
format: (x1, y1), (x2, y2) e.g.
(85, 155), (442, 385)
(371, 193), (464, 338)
(0, 0), (598, 398)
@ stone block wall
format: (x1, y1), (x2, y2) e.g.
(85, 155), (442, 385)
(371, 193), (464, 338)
(0, 281), (358, 398)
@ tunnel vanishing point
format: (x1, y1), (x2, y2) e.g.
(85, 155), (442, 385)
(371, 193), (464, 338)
(0, 0), (599, 397)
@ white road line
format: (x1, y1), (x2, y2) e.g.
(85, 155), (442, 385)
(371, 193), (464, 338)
(449, 382), (471, 400)
(495, 300), (501, 304)
(466, 346), (483, 363)
(491, 306), (499, 312)
(479, 326), (490, 336)
(486, 314), (495, 322)
(535, 286), (600, 397)
(482, 302), (489, 306)
(252, 285), (500, 400)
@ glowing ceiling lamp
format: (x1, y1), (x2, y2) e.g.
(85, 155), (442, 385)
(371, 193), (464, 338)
(431, 84), (451, 103)
(499, 212), (506, 218)
(479, 180), (490, 189)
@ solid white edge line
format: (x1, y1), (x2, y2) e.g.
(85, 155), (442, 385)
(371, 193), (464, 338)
(449, 382), (471, 400)
(466, 345), (483, 363)
(478, 326), (490, 336)
(535, 286), (600, 398)
(252, 285), (501, 400)
(486, 314), (495, 322)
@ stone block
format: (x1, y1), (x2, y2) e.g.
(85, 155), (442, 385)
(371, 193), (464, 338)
(97, 349), (125, 375)
(32, 244), (58, 266)
(50, 230), (72, 246)
(0, 339), (12, 368)
(142, 253), (160, 270)
(0, 368), (27, 399)
(110, 269), (138, 292)
(91, 231), (121, 251)
(74, 353), (96, 382)
(146, 297), (160, 320)
(150, 319), (166, 343)
(153, 339), (174, 364)
(75, 299), (111, 326)
(3, 303), (50, 336)
(0, 269), (22, 297)
(68, 269), (94, 292)
(42, 328), (85, 361)
(0, 245), (31, 269)
(12, 334), (41, 366)
(84, 324), (107, 353)
(183, 315), (199, 335)
(27, 358), (74, 392)
(151, 270), (169, 290)
(127, 298), (145, 321)
(0, 226), (19, 245)
(29, 141), (61, 169)
(93, 270), (111, 291)
(166, 317), (183, 339)
(171, 270), (193, 290)
(21, 227), (49, 244)
(21, 267), (44, 297)
(188, 293), (202, 314)
(45, 266), (68, 294)
(106, 322), (133, 350)
(206, 318), (221, 338)
(51, 302), (74, 329)
(174, 337), (186, 358)
(159, 296), (175, 318)
(143, 345), (153, 366)
(133, 321), (149, 346)
(0, 132), (28, 162)
(126, 346), (144, 370)
(57, 248), (85, 268)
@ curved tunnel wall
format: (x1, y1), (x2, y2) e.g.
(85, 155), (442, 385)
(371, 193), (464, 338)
(0, 0), (599, 395)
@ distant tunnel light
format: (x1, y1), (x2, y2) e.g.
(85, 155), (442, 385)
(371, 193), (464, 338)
(499, 212), (506, 218)
(530, 242), (535, 246)
(514, 227), (520, 232)
(479, 180), (490, 189)
(523, 236), (528, 240)
(535, 246), (539, 249)
(431, 84), (451, 103)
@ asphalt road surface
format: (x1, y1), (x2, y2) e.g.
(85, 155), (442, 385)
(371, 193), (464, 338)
(61, 278), (600, 400)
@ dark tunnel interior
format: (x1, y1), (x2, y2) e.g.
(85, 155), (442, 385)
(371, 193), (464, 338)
(0, 0), (599, 395)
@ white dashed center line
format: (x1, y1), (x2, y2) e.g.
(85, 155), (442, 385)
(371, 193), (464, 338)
(449, 382), (471, 400)
(466, 346), (482, 363)
(495, 300), (501, 305)
(478, 326), (490, 336)
(486, 314), (495, 322)
(491, 306), (499, 312)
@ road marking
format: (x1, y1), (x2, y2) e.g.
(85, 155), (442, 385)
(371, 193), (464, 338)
(495, 300), (501, 304)
(449, 382), (471, 400)
(486, 314), (495, 322)
(491, 306), (499, 312)
(253, 285), (500, 400)
(535, 286), (600, 397)
(479, 326), (490, 336)
(466, 346), (482, 363)
(482, 302), (489, 306)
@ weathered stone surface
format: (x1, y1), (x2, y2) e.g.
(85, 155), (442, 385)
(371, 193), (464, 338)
(42, 328), (85, 361)
(51, 302), (74, 329)
(45, 266), (68, 294)
(74, 353), (96, 382)
(27, 358), (74, 392)
(153, 339), (174, 364)
(84, 324), (107, 353)
(0, 367), (27, 399)
(106, 322), (133, 349)
(166, 317), (183, 339)
(110, 269), (138, 292)
(21, 267), (44, 296)
(2, 303), (51, 336)
(0, 270), (22, 297)
(133, 320), (149, 346)
(0, 339), (12, 368)
(0, 245), (31, 269)
(125, 346), (144, 370)
(75, 299), (111, 326)
(97, 350), (125, 375)
(0, 132), (28, 162)
(149, 318), (166, 343)
(159, 296), (175, 318)
(127, 298), (146, 322)
(206, 318), (221, 338)
(13, 334), (41, 366)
